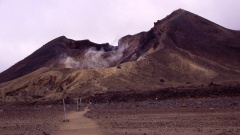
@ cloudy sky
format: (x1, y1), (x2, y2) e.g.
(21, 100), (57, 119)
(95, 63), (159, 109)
(0, 0), (240, 73)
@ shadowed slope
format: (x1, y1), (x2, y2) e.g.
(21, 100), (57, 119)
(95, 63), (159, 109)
(0, 36), (118, 83)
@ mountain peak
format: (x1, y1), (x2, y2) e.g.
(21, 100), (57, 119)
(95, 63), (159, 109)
(153, 9), (191, 27)
(172, 8), (187, 14)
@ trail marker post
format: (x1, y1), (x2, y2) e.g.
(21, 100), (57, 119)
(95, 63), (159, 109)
(80, 97), (82, 107)
(76, 98), (79, 111)
(63, 99), (67, 117)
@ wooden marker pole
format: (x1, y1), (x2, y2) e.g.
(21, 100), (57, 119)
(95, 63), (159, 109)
(80, 98), (82, 107)
(63, 99), (67, 117)
(76, 99), (79, 111)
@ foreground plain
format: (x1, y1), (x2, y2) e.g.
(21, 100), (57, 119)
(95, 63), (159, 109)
(0, 97), (240, 135)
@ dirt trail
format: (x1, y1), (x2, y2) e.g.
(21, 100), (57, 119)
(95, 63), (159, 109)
(52, 107), (102, 135)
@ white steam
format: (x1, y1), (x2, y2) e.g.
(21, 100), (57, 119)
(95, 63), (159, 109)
(59, 53), (80, 68)
(58, 45), (127, 69)
(81, 46), (124, 69)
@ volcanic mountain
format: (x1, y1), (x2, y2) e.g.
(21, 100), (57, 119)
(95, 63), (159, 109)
(0, 9), (240, 103)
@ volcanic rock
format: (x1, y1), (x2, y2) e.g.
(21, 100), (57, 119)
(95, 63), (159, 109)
(0, 9), (240, 103)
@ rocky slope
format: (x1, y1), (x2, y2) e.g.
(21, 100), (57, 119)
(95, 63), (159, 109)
(0, 9), (240, 104)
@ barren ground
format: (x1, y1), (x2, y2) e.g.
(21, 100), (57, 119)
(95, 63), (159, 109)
(87, 97), (240, 135)
(1, 97), (240, 135)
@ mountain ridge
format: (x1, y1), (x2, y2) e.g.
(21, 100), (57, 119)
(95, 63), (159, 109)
(0, 9), (240, 103)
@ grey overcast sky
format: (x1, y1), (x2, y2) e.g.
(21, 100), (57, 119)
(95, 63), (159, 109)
(0, 0), (240, 73)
